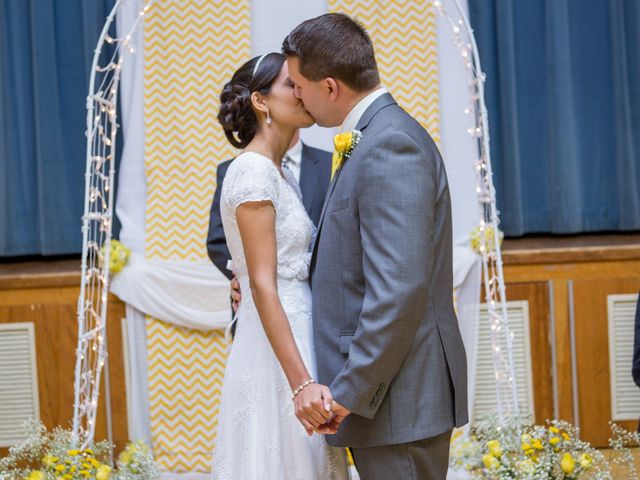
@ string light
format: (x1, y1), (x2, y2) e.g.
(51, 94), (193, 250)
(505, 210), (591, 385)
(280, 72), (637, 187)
(72, 0), (156, 450)
(430, 0), (519, 420)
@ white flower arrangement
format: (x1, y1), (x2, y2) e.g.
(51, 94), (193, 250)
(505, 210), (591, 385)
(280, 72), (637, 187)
(0, 420), (159, 480)
(609, 422), (640, 479)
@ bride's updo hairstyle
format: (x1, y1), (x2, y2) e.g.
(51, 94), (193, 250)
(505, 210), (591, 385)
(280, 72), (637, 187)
(218, 52), (286, 148)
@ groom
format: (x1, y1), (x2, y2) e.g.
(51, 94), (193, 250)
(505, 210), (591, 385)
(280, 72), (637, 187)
(284, 13), (468, 479)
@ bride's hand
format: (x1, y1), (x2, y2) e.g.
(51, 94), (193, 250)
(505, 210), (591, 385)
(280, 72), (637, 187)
(294, 383), (334, 435)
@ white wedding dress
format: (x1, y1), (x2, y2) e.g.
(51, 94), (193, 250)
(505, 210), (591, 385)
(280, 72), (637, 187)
(211, 152), (349, 480)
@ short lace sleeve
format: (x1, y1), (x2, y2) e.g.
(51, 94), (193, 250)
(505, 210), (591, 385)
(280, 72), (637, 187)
(223, 154), (280, 212)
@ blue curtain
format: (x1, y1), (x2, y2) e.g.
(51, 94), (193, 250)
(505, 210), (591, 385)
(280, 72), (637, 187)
(0, 0), (116, 256)
(469, 0), (640, 236)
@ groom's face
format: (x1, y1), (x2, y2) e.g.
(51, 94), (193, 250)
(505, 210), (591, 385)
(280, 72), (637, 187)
(286, 57), (336, 128)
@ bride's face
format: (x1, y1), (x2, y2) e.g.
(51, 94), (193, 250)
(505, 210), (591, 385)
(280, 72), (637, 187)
(266, 62), (314, 129)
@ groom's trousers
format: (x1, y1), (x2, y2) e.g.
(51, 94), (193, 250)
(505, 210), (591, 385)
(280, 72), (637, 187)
(350, 429), (453, 480)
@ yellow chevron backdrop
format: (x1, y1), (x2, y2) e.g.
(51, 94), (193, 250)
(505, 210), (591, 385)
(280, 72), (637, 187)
(328, 0), (441, 145)
(143, 0), (249, 472)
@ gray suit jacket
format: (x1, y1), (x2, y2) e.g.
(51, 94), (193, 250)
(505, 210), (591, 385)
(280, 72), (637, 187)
(310, 93), (468, 448)
(207, 143), (331, 279)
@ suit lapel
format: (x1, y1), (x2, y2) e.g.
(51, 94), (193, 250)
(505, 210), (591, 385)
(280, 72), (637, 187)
(310, 93), (398, 265)
(299, 144), (319, 215)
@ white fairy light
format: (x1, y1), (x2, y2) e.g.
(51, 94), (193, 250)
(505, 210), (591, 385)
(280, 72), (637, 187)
(72, 0), (155, 450)
(429, 0), (519, 419)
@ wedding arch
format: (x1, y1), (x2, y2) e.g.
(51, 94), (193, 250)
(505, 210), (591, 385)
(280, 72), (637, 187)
(71, 0), (517, 449)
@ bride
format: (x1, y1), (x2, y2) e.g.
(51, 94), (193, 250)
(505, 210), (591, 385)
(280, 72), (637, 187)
(211, 52), (349, 479)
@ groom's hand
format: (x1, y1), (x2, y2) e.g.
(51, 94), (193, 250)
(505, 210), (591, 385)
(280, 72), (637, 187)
(230, 276), (241, 312)
(316, 400), (351, 435)
(294, 383), (334, 435)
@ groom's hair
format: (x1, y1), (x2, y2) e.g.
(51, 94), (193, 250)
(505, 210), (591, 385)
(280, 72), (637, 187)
(282, 13), (380, 92)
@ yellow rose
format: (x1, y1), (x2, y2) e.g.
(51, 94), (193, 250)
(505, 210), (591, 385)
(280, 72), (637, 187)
(67, 449), (80, 456)
(549, 426), (560, 434)
(562, 432), (571, 441)
(26, 471), (44, 480)
(579, 453), (592, 469)
(482, 453), (499, 469)
(97, 464), (112, 480)
(55, 465), (66, 472)
(119, 450), (132, 465)
(549, 436), (560, 446)
(487, 439), (502, 457)
(561, 453), (575, 474)
(532, 439), (543, 450)
(333, 132), (353, 155)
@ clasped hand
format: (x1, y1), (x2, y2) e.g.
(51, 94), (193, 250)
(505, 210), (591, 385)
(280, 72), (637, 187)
(293, 383), (350, 436)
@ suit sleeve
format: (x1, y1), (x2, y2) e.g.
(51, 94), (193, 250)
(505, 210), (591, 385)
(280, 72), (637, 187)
(330, 131), (440, 419)
(207, 162), (234, 280)
(633, 291), (640, 387)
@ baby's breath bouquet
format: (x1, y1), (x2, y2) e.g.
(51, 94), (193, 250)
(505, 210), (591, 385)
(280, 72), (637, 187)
(0, 421), (159, 480)
(609, 422), (640, 479)
(450, 414), (611, 479)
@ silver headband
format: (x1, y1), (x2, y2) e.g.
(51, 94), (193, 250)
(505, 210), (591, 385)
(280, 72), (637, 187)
(253, 54), (268, 77)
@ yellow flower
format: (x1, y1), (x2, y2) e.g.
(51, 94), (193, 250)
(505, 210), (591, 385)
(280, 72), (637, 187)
(561, 453), (575, 474)
(100, 240), (131, 274)
(549, 426), (560, 434)
(487, 439), (502, 457)
(89, 457), (101, 468)
(521, 433), (532, 444)
(25, 471), (44, 480)
(482, 453), (499, 469)
(579, 453), (592, 469)
(562, 432), (571, 441)
(333, 132), (353, 155)
(119, 450), (132, 465)
(521, 442), (531, 451)
(43, 454), (57, 468)
(97, 464), (112, 480)
(84, 448), (94, 456)
(63, 475), (73, 480)
(79, 470), (91, 477)
(549, 436), (561, 446)
(532, 439), (543, 450)
(55, 465), (66, 472)
(67, 449), (80, 456)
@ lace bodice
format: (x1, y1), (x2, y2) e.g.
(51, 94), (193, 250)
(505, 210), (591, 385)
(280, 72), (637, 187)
(220, 152), (315, 282)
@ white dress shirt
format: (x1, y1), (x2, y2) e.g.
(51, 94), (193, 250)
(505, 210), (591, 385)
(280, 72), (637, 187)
(340, 87), (388, 133)
(283, 137), (303, 183)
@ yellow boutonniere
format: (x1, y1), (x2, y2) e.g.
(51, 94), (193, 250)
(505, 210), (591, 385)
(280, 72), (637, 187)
(331, 130), (362, 180)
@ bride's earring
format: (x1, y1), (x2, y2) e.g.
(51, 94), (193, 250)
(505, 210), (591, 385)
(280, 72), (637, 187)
(266, 109), (272, 125)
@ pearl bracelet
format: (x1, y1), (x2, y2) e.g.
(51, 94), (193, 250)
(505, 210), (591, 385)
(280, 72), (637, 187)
(291, 379), (316, 400)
